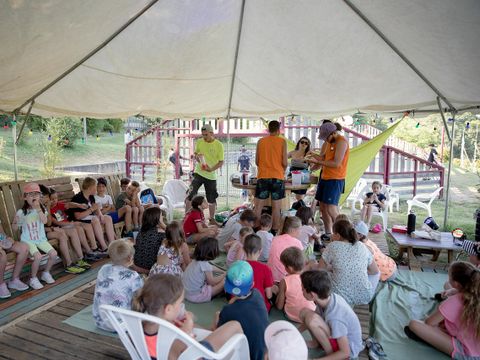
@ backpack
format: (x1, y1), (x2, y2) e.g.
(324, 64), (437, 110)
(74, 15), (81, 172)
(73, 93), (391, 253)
(140, 188), (158, 205)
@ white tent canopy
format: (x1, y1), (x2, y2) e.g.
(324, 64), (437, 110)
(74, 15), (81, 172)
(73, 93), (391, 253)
(1, 0), (479, 119)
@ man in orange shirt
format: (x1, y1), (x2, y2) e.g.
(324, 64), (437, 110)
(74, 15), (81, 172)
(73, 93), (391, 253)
(306, 122), (349, 240)
(254, 121), (287, 233)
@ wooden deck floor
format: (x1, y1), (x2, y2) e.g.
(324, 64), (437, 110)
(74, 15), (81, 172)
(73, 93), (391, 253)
(0, 231), (448, 360)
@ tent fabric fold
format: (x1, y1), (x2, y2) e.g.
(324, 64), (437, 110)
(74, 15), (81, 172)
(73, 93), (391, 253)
(0, 0), (479, 118)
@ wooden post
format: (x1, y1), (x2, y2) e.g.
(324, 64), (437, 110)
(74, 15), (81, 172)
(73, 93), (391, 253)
(412, 159), (418, 197)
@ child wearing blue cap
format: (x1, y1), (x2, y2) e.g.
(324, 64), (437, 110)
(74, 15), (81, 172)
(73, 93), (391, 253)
(214, 260), (269, 360)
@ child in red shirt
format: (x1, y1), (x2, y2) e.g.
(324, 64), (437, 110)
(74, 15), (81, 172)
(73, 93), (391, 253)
(244, 234), (274, 311)
(183, 196), (218, 244)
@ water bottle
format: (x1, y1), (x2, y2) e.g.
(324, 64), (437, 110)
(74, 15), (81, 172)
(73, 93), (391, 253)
(407, 211), (416, 235)
(408, 291), (422, 320)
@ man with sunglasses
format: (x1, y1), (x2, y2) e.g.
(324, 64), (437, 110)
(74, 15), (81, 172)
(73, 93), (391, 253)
(186, 124), (224, 224)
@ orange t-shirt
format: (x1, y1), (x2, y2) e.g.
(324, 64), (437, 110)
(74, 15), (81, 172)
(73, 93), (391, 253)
(257, 135), (286, 180)
(321, 135), (349, 180)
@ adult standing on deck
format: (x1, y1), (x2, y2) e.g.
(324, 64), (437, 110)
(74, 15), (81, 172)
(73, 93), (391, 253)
(186, 124), (224, 225)
(306, 122), (349, 241)
(254, 120), (287, 234)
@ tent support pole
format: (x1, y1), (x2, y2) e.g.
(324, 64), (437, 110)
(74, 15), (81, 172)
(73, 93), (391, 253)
(437, 97), (451, 142)
(12, 0), (159, 114)
(343, 0), (457, 113)
(12, 114), (18, 181)
(15, 100), (34, 145)
(224, 0), (246, 208)
(443, 112), (456, 230)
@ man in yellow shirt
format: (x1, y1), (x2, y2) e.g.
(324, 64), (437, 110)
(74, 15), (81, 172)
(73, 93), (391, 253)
(186, 124), (224, 223)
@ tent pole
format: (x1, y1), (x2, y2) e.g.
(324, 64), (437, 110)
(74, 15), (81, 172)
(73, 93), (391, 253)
(343, 0), (457, 113)
(15, 100), (34, 145)
(224, 0), (247, 208)
(12, 0), (159, 114)
(437, 96), (451, 142)
(443, 112), (456, 230)
(12, 115), (18, 181)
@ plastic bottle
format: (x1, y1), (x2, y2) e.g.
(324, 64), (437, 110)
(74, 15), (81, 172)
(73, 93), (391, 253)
(407, 210), (416, 235)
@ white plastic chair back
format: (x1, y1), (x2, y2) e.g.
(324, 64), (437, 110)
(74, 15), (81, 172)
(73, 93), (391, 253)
(100, 305), (250, 360)
(347, 178), (368, 209)
(407, 186), (443, 217)
(162, 180), (189, 208)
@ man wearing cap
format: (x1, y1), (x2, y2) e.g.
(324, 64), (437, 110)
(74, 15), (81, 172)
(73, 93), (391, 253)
(254, 120), (288, 233)
(215, 260), (269, 360)
(306, 121), (349, 240)
(186, 124), (224, 224)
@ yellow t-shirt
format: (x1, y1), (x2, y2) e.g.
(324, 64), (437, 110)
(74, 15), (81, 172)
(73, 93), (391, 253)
(194, 138), (224, 180)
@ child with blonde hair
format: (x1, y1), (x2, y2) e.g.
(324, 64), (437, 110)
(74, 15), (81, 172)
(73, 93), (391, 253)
(226, 226), (253, 268)
(149, 221), (191, 276)
(406, 261), (480, 357)
(92, 239), (143, 332)
(132, 274), (243, 359)
(12, 183), (57, 290)
(182, 237), (225, 303)
(275, 247), (315, 322)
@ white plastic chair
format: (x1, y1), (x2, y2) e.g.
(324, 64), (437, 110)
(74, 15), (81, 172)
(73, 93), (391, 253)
(407, 187), (443, 218)
(100, 305), (250, 360)
(383, 184), (400, 213)
(351, 184), (389, 231)
(346, 178), (368, 209)
(161, 179), (189, 222)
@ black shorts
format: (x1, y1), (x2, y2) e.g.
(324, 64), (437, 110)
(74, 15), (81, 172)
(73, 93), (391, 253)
(187, 173), (218, 204)
(255, 178), (285, 201)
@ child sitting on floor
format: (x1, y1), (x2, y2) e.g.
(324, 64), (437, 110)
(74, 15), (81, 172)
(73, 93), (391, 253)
(405, 261), (480, 358)
(149, 221), (190, 276)
(221, 209), (257, 252)
(300, 270), (364, 359)
(275, 247), (315, 322)
(355, 221), (397, 282)
(12, 183), (58, 290)
(133, 274), (243, 360)
(182, 195), (218, 244)
(256, 213), (273, 262)
(132, 207), (166, 274)
(0, 221), (30, 298)
(435, 240), (480, 300)
(226, 226), (253, 268)
(182, 237), (225, 303)
(244, 234), (274, 312)
(360, 181), (386, 229)
(295, 207), (321, 260)
(267, 216), (303, 283)
(92, 239), (143, 332)
(214, 260), (269, 360)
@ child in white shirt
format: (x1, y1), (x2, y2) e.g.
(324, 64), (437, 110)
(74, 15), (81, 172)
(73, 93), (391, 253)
(256, 214), (273, 262)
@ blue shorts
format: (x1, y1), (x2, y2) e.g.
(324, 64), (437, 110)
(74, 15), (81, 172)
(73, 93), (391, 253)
(315, 179), (345, 205)
(199, 340), (214, 360)
(107, 211), (123, 224)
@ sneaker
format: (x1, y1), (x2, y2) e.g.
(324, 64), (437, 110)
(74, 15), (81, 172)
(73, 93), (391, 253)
(29, 277), (44, 290)
(40, 271), (55, 284)
(365, 337), (387, 360)
(65, 265), (86, 274)
(84, 252), (100, 261)
(320, 233), (331, 242)
(75, 259), (91, 269)
(125, 231), (134, 238)
(7, 278), (29, 291)
(0, 283), (11, 298)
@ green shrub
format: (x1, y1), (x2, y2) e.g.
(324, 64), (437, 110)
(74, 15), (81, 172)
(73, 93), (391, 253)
(105, 119), (124, 132)
(86, 118), (106, 135)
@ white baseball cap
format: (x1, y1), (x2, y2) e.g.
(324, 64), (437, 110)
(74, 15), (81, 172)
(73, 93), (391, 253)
(264, 321), (308, 360)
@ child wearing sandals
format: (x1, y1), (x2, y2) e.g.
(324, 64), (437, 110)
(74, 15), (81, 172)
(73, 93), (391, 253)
(92, 239), (143, 332)
(0, 221), (30, 298)
(12, 183), (57, 290)
(133, 273), (243, 360)
(182, 237), (225, 303)
(406, 261), (480, 358)
(149, 221), (191, 276)
(274, 247), (316, 322)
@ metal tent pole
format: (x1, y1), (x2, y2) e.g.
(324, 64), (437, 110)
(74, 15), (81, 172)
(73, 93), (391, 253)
(224, 0), (246, 208)
(15, 100), (34, 144)
(12, 0), (159, 114)
(437, 97), (451, 142)
(12, 115), (18, 181)
(443, 112), (456, 230)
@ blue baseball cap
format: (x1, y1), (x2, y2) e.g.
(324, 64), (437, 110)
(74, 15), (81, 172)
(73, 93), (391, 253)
(224, 260), (253, 296)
